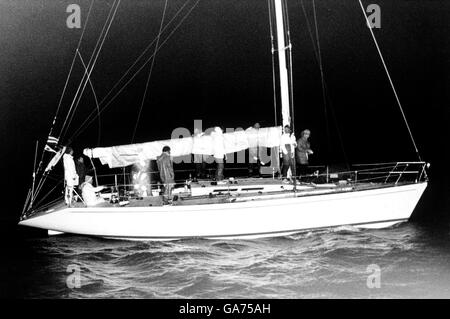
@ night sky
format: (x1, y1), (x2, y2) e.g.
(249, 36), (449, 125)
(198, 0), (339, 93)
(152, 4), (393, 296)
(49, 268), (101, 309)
(1, 0), (449, 232)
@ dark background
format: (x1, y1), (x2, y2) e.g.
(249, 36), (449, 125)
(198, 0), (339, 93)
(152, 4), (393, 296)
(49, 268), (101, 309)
(0, 0), (449, 238)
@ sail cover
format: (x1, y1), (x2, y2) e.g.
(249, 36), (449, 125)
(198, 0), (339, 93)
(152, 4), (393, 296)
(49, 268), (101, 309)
(83, 126), (282, 168)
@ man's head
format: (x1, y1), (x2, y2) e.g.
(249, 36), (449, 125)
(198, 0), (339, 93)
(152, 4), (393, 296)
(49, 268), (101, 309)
(253, 122), (260, 129)
(284, 125), (291, 134)
(301, 129), (311, 139)
(77, 156), (84, 163)
(162, 146), (171, 154)
(85, 175), (93, 184)
(65, 147), (74, 155)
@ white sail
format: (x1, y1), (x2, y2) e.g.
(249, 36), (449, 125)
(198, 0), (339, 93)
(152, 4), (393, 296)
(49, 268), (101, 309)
(84, 126), (282, 168)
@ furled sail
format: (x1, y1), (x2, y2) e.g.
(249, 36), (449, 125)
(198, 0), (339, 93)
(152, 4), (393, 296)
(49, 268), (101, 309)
(84, 126), (282, 168)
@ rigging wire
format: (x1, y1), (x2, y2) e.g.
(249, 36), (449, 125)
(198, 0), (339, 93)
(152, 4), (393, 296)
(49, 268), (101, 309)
(357, 0), (423, 162)
(267, 0), (283, 175)
(131, 0), (169, 143)
(33, 0), (198, 206)
(32, 0), (119, 204)
(67, 0), (202, 144)
(32, 167), (54, 208)
(34, 0), (95, 178)
(58, 0), (118, 141)
(76, 49), (102, 146)
(282, 0), (295, 132)
(21, 189), (32, 218)
(32, 180), (64, 212)
(267, 0), (278, 127)
(60, 0), (121, 142)
(282, 0), (299, 188)
(47, 0), (95, 145)
(29, 1), (95, 208)
(299, 0), (349, 168)
(30, 140), (39, 207)
(311, 0), (330, 165)
(68, 0), (195, 145)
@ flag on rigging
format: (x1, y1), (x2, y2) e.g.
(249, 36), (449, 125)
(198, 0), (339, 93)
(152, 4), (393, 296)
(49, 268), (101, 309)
(47, 136), (59, 145)
(45, 136), (59, 153)
(44, 144), (58, 153)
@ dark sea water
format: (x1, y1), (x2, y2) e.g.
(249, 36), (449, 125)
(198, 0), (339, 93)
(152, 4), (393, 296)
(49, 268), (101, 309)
(2, 222), (450, 299)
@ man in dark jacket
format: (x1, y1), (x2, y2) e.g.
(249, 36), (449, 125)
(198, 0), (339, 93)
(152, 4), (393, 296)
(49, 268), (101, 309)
(75, 156), (87, 187)
(156, 146), (175, 200)
(296, 129), (313, 177)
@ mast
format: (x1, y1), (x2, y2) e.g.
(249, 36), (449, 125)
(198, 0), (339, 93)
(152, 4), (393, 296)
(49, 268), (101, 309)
(273, 0), (291, 127)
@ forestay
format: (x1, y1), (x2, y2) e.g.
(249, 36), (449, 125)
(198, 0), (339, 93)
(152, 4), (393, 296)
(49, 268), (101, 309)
(84, 126), (282, 168)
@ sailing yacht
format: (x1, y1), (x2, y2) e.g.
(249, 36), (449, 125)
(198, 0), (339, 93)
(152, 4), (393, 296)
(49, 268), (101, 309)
(19, 0), (428, 240)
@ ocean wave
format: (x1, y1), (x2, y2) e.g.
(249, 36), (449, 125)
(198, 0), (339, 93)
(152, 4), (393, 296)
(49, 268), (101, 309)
(7, 222), (450, 298)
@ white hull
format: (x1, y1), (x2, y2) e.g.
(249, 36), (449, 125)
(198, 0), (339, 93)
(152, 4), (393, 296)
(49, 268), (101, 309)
(20, 182), (427, 241)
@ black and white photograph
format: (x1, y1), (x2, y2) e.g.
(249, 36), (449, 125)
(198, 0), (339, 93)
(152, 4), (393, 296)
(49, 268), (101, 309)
(1, 0), (449, 301)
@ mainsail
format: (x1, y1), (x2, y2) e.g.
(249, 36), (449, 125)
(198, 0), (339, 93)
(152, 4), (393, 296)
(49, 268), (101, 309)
(84, 126), (282, 168)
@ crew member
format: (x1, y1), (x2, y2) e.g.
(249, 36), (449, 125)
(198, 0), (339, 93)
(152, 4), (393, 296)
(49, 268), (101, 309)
(75, 156), (88, 190)
(280, 125), (297, 182)
(156, 146), (175, 200)
(63, 147), (78, 206)
(192, 127), (206, 181)
(211, 127), (226, 181)
(80, 175), (105, 206)
(248, 122), (264, 177)
(296, 129), (313, 177)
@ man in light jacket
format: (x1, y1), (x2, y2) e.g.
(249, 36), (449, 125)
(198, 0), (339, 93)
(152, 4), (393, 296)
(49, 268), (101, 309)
(81, 175), (105, 206)
(63, 147), (79, 206)
(280, 125), (297, 181)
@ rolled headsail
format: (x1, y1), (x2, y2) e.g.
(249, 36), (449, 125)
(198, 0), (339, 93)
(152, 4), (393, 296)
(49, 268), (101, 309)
(84, 126), (282, 168)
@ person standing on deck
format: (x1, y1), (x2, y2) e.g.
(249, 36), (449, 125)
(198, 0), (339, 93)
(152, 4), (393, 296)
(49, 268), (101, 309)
(248, 122), (264, 177)
(280, 125), (297, 182)
(156, 146), (175, 200)
(75, 156), (88, 190)
(296, 129), (313, 177)
(63, 147), (78, 206)
(192, 127), (206, 181)
(211, 127), (226, 181)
